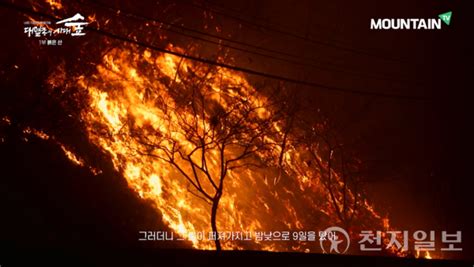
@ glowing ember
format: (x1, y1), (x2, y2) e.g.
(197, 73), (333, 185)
(416, 249), (433, 260)
(59, 144), (85, 167)
(45, 0), (62, 11)
(21, 126), (100, 174)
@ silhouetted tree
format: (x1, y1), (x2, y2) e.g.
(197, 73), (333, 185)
(129, 57), (279, 251)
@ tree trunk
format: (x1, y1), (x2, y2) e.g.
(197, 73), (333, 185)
(210, 197), (221, 251)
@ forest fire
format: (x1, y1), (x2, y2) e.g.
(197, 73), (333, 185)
(46, 43), (390, 253)
(3, 1), (469, 265)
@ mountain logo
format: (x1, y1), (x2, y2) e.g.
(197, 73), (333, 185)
(438, 11), (452, 26)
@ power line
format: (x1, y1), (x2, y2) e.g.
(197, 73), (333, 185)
(176, 0), (413, 64)
(201, 0), (352, 41)
(0, 1), (429, 101)
(87, 0), (423, 85)
(85, 0), (425, 86)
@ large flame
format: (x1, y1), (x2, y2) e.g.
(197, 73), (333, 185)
(45, 43), (389, 252)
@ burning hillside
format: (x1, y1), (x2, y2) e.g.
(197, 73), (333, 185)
(1, 0), (471, 263)
(0, 0), (409, 255)
(42, 40), (390, 252)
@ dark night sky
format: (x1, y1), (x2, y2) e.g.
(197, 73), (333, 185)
(179, 0), (473, 251)
(1, 0), (473, 261)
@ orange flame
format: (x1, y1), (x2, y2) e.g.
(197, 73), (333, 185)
(48, 43), (387, 252)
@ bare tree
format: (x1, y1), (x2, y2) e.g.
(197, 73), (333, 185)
(127, 58), (277, 251)
(300, 116), (364, 229)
